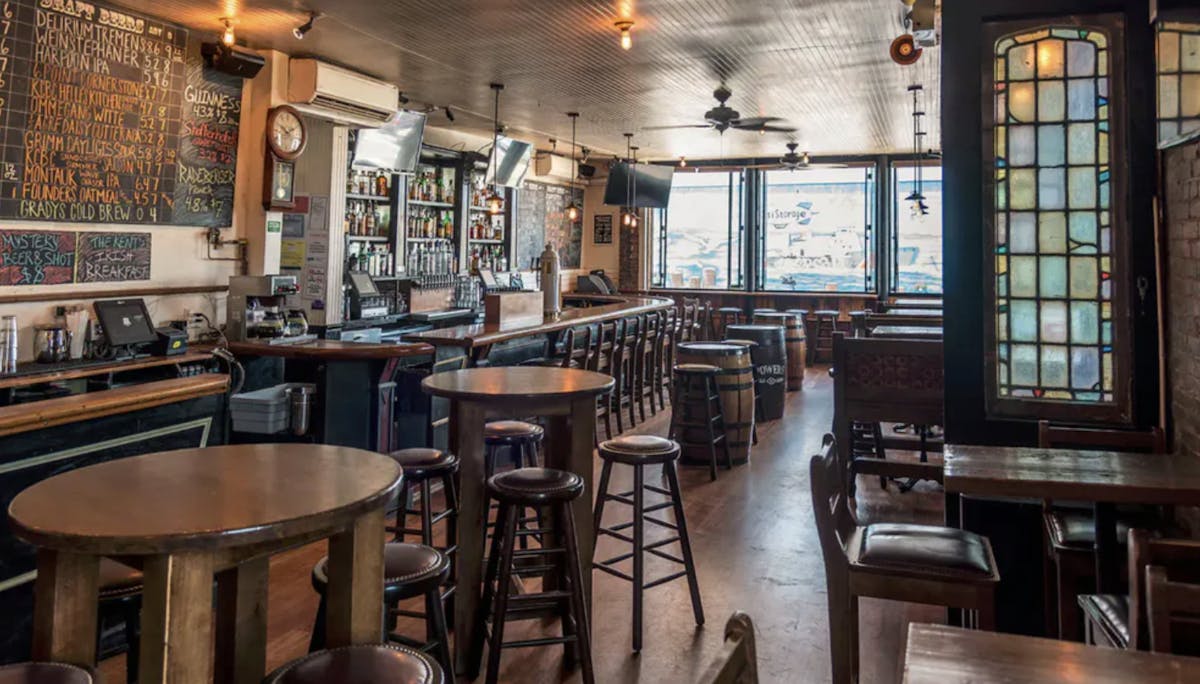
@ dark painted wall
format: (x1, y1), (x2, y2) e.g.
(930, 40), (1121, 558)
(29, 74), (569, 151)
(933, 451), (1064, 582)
(941, 0), (1159, 444)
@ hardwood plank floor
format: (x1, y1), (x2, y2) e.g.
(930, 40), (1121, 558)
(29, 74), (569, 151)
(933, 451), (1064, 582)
(98, 366), (944, 682)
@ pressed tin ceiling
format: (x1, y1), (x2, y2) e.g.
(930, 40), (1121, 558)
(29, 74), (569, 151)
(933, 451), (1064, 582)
(111, 0), (941, 161)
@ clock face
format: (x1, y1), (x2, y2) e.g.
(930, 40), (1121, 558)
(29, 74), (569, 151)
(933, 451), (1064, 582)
(271, 108), (305, 157)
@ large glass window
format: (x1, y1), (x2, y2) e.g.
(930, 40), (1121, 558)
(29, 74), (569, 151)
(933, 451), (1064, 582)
(892, 164), (944, 294)
(761, 166), (874, 292)
(986, 22), (1128, 421)
(1157, 22), (1200, 143)
(654, 171), (745, 289)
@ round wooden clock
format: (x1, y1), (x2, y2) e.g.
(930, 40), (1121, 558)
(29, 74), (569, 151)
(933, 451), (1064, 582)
(266, 105), (307, 160)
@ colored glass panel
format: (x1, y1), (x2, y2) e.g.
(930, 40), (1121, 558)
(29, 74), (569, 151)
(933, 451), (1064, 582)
(1158, 23), (1200, 142)
(993, 26), (1115, 405)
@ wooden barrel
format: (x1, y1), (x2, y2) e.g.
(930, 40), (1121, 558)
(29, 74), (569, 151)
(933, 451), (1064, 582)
(754, 312), (807, 390)
(725, 325), (787, 421)
(675, 342), (754, 465)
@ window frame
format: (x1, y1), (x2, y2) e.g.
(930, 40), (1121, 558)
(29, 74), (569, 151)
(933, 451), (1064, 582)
(1156, 21), (1200, 144)
(890, 160), (945, 296)
(980, 15), (1134, 425)
(652, 168), (747, 291)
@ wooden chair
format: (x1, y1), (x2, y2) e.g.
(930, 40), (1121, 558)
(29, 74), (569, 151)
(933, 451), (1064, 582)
(1146, 563), (1200, 655)
(594, 319), (621, 442)
(658, 307), (677, 409)
(831, 333), (944, 496)
(810, 434), (999, 684)
(616, 316), (640, 431)
(1038, 420), (1167, 641)
(699, 612), (759, 684)
(634, 312), (662, 422)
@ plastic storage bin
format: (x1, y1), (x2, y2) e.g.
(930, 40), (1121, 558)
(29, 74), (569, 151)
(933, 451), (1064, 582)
(231, 383), (315, 434)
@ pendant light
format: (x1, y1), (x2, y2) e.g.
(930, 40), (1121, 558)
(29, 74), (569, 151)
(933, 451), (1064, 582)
(486, 83), (505, 216)
(629, 144), (640, 228)
(621, 133), (634, 227)
(905, 84), (929, 216)
(565, 112), (580, 222)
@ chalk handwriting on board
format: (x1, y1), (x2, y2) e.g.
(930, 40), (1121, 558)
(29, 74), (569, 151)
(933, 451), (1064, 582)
(0, 0), (243, 227)
(76, 231), (152, 283)
(0, 230), (77, 285)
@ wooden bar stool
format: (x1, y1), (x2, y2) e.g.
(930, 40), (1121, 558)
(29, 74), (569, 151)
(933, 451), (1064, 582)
(97, 559), (144, 684)
(479, 468), (595, 684)
(309, 543), (454, 680)
(593, 436), (704, 651)
(668, 364), (732, 481)
(594, 319), (621, 442)
(713, 307), (743, 340)
(658, 308), (677, 410)
(485, 420), (543, 474)
(388, 448), (459, 623)
(265, 644), (444, 684)
(0, 663), (98, 683)
(813, 310), (840, 364)
(634, 312), (661, 423)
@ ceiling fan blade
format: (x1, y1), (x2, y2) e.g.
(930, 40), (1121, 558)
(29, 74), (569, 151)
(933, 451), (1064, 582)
(642, 124), (712, 131)
(730, 116), (784, 128)
(747, 125), (798, 133)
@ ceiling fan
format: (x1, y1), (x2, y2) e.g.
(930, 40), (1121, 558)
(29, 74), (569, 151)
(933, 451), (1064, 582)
(743, 143), (849, 170)
(645, 85), (796, 134)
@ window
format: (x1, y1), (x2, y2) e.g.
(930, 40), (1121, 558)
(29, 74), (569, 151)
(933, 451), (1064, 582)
(986, 21), (1129, 422)
(653, 170), (745, 289)
(891, 164), (944, 294)
(1157, 22), (1200, 143)
(760, 166), (874, 292)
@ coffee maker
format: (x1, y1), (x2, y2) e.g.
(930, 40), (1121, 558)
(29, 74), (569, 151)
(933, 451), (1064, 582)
(226, 275), (316, 344)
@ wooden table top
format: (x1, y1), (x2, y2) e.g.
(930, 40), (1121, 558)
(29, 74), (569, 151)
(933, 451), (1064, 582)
(944, 444), (1200, 504)
(406, 294), (673, 348)
(8, 443), (403, 554)
(903, 623), (1200, 683)
(421, 366), (615, 402)
(227, 339), (434, 361)
(869, 325), (943, 340)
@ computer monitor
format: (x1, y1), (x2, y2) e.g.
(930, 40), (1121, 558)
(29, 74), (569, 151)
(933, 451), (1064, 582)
(93, 298), (158, 348)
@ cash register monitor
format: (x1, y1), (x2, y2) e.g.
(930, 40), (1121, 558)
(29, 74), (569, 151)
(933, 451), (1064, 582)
(576, 269), (616, 295)
(94, 298), (158, 348)
(348, 271), (379, 297)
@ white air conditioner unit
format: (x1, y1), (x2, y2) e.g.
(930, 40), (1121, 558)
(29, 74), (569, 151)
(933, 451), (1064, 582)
(532, 152), (576, 182)
(287, 59), (399, 126)
(910, 0), (940, 48)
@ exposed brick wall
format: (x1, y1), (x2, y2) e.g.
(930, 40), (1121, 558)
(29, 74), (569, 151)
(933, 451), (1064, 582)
(619, 221), (639, 289)
(1164, 136), (1200, 459)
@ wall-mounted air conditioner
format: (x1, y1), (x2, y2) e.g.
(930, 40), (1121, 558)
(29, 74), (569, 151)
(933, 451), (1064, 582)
(288, 59), (399, 127)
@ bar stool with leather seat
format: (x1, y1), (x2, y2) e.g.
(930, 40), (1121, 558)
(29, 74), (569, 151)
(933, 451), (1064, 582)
(810, 434), (999, 684)
(0, 663), (98, 684)
(593, 435), (704, 651)
(485, 420), (543, 474)
(97, 558), (143, 684)
(668, 363), (732, 481)
(309, 543), (454, 680)
(388, 448), (459, 622)
(713, 307), (743, 340)
(479, 467), (594, 684)
(812, 310), (840, 364)
(264, 644), (445, 684)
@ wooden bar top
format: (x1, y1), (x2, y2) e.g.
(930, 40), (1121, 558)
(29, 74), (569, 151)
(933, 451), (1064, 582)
(0, 350), (215, 391)
(903, 623), (1200, 683)
(0, 374), (230, 438)
(405, 293), (673, 348)
(226, 339), (434, 361)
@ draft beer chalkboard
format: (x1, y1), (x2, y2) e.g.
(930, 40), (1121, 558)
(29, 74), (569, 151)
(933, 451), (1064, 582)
(0, 0), (242, 227)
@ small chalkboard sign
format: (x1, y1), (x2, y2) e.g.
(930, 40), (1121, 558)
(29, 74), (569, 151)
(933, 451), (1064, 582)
(76, 232), (152, 283)
(0, 230), (76, 285)
(594, 215), (613, 244)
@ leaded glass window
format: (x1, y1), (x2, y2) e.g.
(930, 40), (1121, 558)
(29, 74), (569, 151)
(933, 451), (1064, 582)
(986, 20), (1130, 422)
(1157, 22), (1200, 143)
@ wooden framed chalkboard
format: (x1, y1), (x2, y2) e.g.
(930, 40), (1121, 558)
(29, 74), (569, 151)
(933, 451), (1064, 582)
(0, 0), (243, 227)
(0, 228), (150, 285)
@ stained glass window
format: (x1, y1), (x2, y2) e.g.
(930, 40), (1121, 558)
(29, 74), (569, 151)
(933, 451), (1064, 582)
(1157, 22), (1200, 143)
(991, 27), (1117, 406)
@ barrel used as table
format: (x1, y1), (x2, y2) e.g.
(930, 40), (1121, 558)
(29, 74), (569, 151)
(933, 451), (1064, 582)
(754, 311), (807, 390)
(725, 324), (786, 421)
(675, 342), (754, 465)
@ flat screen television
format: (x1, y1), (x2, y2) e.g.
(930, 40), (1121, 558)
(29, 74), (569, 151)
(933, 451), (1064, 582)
(352, 110), (427, 173)
(485, 137), (533, 187)
(603, 162), (674, 208)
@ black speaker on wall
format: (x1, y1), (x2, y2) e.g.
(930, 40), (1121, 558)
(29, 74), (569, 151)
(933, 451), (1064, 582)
(578, 163), (597, 179)
(201, 42), (266, 79)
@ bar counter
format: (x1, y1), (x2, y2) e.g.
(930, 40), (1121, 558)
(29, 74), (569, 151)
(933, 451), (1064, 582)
(225, 339), (434, 361)
(405, 293), (674, 350)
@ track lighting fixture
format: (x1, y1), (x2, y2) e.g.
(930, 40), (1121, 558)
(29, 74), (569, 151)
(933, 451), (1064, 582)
(293, 12), (320, 40)
(615, 20), (634, 50)
(221, 19), (235, 47)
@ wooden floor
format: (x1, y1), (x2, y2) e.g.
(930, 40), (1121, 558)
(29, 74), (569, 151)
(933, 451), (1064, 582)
(98, 366), (944, 683)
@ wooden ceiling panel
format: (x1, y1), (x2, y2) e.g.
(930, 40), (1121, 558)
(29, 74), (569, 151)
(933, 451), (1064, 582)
(111, 0), (941, 160)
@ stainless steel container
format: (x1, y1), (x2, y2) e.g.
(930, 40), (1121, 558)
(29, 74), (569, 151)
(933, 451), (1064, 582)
(288, 384), (314, 436)
(1, 316), (17, 373)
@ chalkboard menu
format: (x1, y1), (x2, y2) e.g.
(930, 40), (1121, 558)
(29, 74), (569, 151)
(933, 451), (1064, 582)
(0, 0), (242, 226)
(0, 228), (150, 284)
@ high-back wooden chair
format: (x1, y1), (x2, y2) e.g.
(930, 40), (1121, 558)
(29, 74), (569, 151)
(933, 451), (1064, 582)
(1038, 420), (1167, 641)
(831, 333), (944, 495)
(810, 434), (999, 684)
(699, 612), (759, 684)
(1146, 559), (1200, 655)
(593, 319), (621, 441)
